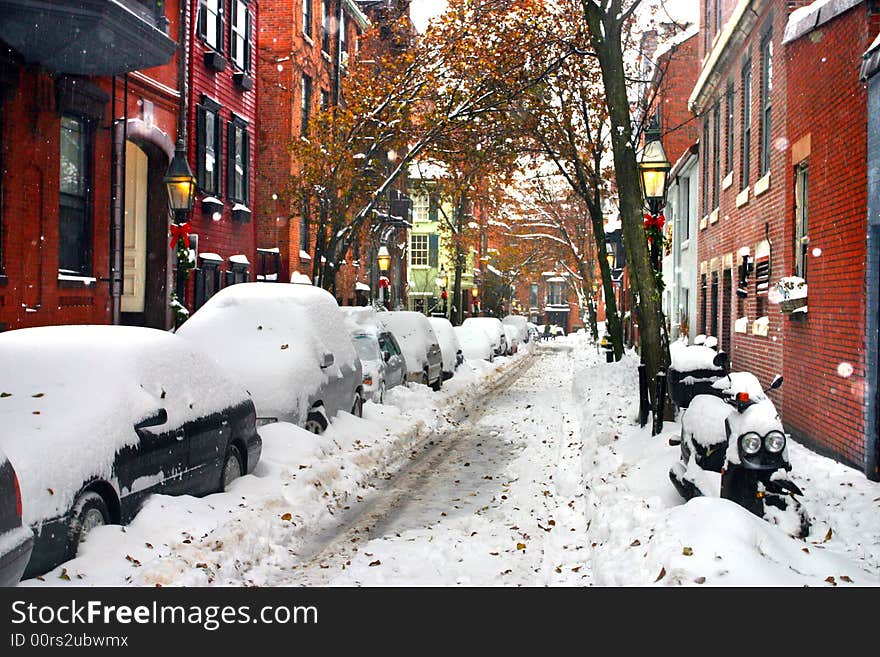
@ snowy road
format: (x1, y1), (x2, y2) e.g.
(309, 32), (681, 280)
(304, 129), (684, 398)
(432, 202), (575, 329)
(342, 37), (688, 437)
(273, 341), (592, 586)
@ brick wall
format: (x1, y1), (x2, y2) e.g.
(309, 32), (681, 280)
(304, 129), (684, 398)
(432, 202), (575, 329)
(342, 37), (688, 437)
(783, 4), (874, 470)
(186, 0), (258, 302)
(654, 34), (699, 165)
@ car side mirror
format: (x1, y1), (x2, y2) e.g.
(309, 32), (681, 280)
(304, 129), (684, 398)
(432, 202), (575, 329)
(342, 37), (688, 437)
(384, 351), (391, 363)
(135, 408), (168, 431)
(321, 352), (335, 369)
(769, 375), (783, 390)
(668, 437), (681, 447)
(712, 351), (728, 368)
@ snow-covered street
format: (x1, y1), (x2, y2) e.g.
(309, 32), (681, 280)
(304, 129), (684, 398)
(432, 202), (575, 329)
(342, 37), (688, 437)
(20, 334), (880, 587)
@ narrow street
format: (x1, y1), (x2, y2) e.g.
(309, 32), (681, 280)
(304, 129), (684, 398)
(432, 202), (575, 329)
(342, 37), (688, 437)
(272, 342), (592, 586)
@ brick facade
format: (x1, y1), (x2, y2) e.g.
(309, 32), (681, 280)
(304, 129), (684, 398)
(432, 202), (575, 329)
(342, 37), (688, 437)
(0, 3), (182, 332)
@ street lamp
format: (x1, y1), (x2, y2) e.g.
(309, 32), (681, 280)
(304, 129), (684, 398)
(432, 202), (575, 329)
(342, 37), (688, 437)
(164, 140), (197, 325)
(377, 245), (391, 308)
(436, 267), (448, 315)
(639, 118), (671, 272)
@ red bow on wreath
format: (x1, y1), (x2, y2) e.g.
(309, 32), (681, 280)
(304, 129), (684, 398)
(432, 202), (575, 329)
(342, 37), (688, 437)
(441, 290), (448, 300)
(378, 276), (390, 289)
(643, 213), (665, 230)
(169, 222), (192, 249)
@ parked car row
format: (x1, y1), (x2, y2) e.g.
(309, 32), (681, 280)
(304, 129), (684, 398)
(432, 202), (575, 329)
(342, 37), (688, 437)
(0, 283), (533, 584)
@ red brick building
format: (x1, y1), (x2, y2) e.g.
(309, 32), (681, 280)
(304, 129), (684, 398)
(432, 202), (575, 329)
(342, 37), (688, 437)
(0, 1), (182, 332)
(184, 0), (259, 312)
(255, 0), (370, 289)
(690, 0), (879, 475)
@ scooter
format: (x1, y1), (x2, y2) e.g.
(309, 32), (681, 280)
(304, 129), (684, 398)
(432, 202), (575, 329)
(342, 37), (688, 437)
(668, 351), (810, 538)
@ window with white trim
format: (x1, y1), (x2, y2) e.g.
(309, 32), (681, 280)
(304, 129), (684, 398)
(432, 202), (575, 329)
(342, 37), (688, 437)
(230, 0), (251, 71)
(412, 193), (430, 222)
(410, 234), (428, 266)
(794, 162), (809, 280)
(198, 0), (223, 51)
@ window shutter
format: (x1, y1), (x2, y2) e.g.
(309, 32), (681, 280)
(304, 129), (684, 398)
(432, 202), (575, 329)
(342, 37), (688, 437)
(242, 126), (250, 203)
(217, 1), (225, 53)
(214, 114), (223, 196)
(226, 121), (235, 201)
(428, 234), (438, 267)
(198, 1), (207, 40)
(195, 107), (206, 188)
(429, 193), (438, 222)
(245, 7), (252, 72)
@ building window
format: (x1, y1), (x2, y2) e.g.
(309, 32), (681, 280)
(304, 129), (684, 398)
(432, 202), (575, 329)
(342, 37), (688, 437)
(741, 58), (752, 188)
(725, 83), (734, 175)
(196, 98), (222, 196)
(227, 119), (249, 203)
(529, 284), (538, 308)
(340, 9), (348, 58)
(714, 0), (720, 34)
(410, 234), (428, 266)
(703, 0), (710, 51)
(230, 0), (251, 71)
(702, 120), (710, 216)
(320, 89), (329, 110)
(198, 0), (223, 52)
(301, 74), (312, 135)
(710, 270), (719, 337)
(303, 0), (313, 38)
(59, 115), (92, 276)
(712, 102), (721, 209)
(413, 193), (430, 222)
(321, 0), (331, 54)
(678, 176), (690, 242)
(794, 162), (809, 279)
(300, 201), (310, 254)
(700, 273), (707, 334)
(759, 31), (773, 177)
(548, 282), (564, 306)
(195, 258), (222, 310)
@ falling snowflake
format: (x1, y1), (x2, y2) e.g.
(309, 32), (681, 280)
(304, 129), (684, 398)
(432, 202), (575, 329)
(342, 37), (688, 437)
(837, 362), (854, 378)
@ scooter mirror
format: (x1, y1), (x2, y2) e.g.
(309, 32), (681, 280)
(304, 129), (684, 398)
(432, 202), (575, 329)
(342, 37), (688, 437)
(712, 351), (728, 367)
(769, 374), (783, 390)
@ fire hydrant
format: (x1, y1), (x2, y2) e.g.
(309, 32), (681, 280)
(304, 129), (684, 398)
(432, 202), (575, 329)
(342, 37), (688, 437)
(600, 335), (614, 362)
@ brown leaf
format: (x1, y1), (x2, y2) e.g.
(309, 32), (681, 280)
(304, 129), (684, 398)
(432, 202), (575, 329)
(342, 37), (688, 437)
(548, 519), (556, 526)
(32, 393), (45, 398)
(682, 547), (693, 556)
(516, 542), (526, 550)
(802, 547), (810, 553)
(630, 539), (641, 547)
(571, 566), (581, 572)
(555, 566), (562, 573)
(369, 560), (381, 567)
(0, 392), (12, 398)
(59, 568), (70, 581)
(281, 513), (292, 521)
(840, 575), (853, 583)
(655, 567), (666, 582)
(824, 528), (833, 542)
(280, 344), (289, 350)
(145, 542), (154, 549)
(47, 488), (54, 495)
(825, 576), (837, 586)
(694, 576), (706, 584)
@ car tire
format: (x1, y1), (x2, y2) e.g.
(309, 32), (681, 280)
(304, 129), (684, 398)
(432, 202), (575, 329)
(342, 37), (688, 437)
(220, 443), (244, 492)
(305, 408), (329, 434)
(67, 491), (110, 558)
(351, 394), (364, 418)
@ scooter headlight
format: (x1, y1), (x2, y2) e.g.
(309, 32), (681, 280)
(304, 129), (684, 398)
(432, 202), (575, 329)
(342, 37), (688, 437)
(740, 432), (762, 455)
(764, 430), (786, 453)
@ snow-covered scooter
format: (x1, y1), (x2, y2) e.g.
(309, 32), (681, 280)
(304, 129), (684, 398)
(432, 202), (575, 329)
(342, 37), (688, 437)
(668, 351), (810, 538)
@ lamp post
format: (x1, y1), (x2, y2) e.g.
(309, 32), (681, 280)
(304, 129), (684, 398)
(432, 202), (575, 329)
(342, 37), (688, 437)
(377, 244), (391, 308)
(471, 285), (479, 315)
(164, 140), (197, 326)
(638, 118), (672, 273)
(436, 267), (448, 315)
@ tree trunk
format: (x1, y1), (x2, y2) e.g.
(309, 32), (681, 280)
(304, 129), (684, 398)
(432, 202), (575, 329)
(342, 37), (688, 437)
(584, 3), (670, 430)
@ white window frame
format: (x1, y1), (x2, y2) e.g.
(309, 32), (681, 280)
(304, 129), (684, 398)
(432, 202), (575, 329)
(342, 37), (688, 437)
(410, 234), (429, 267)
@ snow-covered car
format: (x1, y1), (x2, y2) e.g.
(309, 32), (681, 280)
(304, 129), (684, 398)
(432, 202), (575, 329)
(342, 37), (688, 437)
(341, 307), (407, 403)
(526, 322), (539, 342)
(461, 317), (507, 356)
(0, 446), (32, 586)
(0, 325), (261, 578)
(377, 311), (443, 390)
(502, 314), (530, 344)
(427, 316), (464, 380)
(454, 325), (495, 362)
(502, 323), (519, 355)
(177, 283), (364, 433)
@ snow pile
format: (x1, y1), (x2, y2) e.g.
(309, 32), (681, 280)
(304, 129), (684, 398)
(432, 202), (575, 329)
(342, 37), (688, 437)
(669, 340), (723, 372)
(0, 326), (248, 525)
(176, 283), (358, 424)
(454, 325), (492, 361)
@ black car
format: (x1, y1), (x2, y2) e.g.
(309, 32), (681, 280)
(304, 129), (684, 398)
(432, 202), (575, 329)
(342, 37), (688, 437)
(0, 447), (33, 587)
(0, 326), (261, 578)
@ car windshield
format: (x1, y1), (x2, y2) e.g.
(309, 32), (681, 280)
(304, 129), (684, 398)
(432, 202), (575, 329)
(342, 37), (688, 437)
(352, 334), (381, 361)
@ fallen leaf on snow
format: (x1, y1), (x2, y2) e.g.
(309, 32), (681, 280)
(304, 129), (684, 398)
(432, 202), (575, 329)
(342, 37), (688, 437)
(369, 560), (381, 567)
(682, 547), (693, 556)
(655, 567), (666, 582)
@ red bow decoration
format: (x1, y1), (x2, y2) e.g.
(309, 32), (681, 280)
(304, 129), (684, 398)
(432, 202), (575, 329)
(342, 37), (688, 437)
(644, 213), (665, 230)
(378, 276), (390, 289)
(169, 222), (192, 249)
(441, 290), (448, 300)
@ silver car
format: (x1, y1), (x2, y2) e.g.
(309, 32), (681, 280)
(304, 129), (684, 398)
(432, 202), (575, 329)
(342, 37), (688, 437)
(378, 311), (444, 390)
(177, 283), (364, 433)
